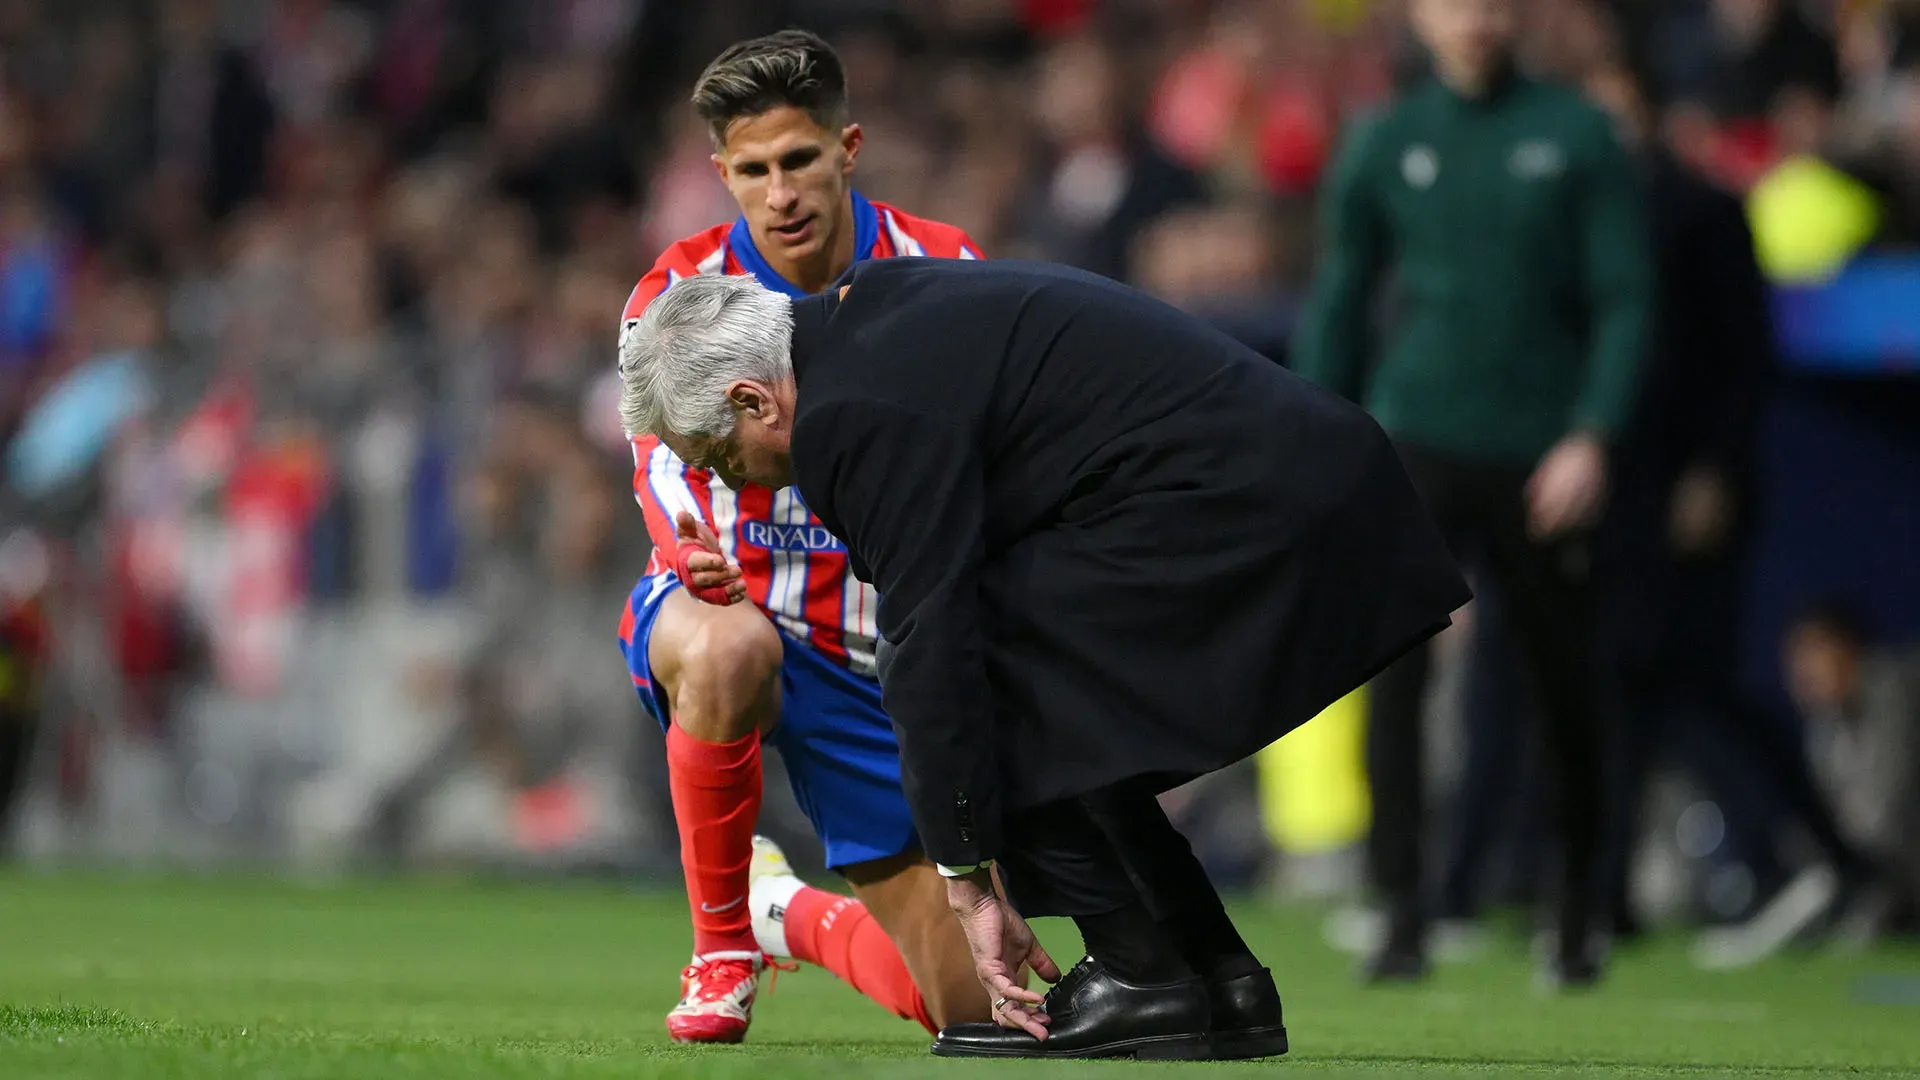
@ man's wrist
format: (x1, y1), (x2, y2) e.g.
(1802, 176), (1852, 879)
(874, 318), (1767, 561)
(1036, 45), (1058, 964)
(936, 859), (995, 878)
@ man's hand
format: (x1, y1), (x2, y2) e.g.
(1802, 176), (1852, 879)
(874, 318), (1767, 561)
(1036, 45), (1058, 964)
(948, 869), (1060, 1039)
(1526, 433), (1608, 542)
(1669, 465), (1734, 557)
(674, 511), (747, 605)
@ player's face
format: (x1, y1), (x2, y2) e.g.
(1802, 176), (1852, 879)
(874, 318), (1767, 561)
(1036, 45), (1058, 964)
(714, 106), (862, 267)
(1412, 0), (1517, 86)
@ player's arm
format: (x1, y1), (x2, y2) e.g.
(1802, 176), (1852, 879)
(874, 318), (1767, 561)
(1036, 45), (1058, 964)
(628, 440), (741, 605)
(1292, 115), (1389, 403)
(620, 265), (741, 605)
(1567, 110), (1653, 439)
(795, 399), (1000, 873)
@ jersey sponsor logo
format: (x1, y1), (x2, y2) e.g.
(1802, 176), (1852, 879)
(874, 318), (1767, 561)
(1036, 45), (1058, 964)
(1510, 140), (1566, 180)
(1401, 144), (1439, 189)
(742, 520), (846, 553)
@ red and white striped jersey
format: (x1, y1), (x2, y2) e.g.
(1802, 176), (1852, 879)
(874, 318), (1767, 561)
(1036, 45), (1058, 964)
(625, 191), (982, 675)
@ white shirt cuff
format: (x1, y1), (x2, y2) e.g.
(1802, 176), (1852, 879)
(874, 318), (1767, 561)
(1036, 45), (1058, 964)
(937, 860), (994, 878)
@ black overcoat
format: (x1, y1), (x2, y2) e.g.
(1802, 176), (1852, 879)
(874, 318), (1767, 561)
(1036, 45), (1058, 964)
(788, 258), (1471, 868)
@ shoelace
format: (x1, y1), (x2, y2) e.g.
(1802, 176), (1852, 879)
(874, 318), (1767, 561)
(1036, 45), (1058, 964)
(681, 954), (800, 1001)
(1042, 956), (1098, 1006)
(762, 954), (799, 992)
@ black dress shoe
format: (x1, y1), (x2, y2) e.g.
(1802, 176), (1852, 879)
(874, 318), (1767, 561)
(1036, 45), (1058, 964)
(1206, 968), (1289, 1060)
(1361, 943), (1429, 985)
(1538, 935), (1607, 993)
(931, 957), (1210, 1059)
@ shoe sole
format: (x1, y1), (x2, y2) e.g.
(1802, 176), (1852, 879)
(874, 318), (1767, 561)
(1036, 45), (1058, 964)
(1209, 1025), (1290, 1060)
(931, 1033), (1209, 1060)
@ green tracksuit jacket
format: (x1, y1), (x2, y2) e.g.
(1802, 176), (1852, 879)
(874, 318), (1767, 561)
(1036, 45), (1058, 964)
(1293, 72), (1653, 464)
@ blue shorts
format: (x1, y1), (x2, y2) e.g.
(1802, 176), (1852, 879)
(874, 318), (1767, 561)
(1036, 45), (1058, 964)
(619, 573), (918, 870)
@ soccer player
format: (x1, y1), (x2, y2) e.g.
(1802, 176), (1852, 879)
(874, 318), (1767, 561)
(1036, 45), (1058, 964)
(613, 30), (987, 1044)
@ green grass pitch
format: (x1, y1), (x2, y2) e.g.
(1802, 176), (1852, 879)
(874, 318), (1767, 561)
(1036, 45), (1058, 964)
(2, 871), (1918, 1078)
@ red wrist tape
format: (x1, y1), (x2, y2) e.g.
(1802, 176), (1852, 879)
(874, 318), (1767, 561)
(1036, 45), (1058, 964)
(674, 543), (736, 605)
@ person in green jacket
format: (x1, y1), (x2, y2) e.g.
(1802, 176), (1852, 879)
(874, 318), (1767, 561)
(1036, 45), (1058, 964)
(1293, 0), (1651, 989)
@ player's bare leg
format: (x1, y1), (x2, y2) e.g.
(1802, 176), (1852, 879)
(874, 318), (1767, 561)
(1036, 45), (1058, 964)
(649, 589), (785, 1043)
(848, 852), (998, 1028)
(749, 838), (996, 1033)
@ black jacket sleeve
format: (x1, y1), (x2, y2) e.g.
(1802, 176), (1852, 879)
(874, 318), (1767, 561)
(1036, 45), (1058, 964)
(792, 398), (1001, 867)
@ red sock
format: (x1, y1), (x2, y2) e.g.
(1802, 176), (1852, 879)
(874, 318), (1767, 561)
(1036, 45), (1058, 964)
(666, 725), (762, 956)
(785, 885), (937, 1034)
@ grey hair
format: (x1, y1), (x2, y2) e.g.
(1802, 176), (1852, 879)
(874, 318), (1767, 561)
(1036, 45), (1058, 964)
(617, 274), (794, 440)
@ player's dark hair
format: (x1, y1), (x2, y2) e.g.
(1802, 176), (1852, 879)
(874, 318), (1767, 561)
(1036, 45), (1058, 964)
(691, 30), (849, 146)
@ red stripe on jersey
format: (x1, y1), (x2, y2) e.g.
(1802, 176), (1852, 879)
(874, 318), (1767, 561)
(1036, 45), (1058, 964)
(618, 595), (638, 648)
(877, 203), (983, 259)
(625, 225), (727, 319)
(686, 468), (718, 535)
(801, 548), (852, 667)
(631, 437), (697, 571)
(630, 441), (677, 564)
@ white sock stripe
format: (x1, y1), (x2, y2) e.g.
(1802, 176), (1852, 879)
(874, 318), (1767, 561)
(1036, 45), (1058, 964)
(692, 950), (763, 963)
(749, 871), (805, 959)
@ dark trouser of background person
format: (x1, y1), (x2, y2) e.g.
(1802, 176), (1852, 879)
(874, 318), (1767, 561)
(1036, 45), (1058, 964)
(943, 775), (1287, 1059)
(1436, 575), (1543, 927)
(1446, 570), (1785, 940)
(1631, 693), (1877, 966)
(1603, 673), (1789, 925)
(0, 706), (34, 850)
(1708, 697), (1878, 887)
(1364, 445), (1608, 986)
(1597, 538), (1876, 957)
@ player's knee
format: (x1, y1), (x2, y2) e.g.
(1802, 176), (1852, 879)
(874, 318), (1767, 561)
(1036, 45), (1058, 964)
(683, 610), (784, 687)
(671, 608), (783, 740)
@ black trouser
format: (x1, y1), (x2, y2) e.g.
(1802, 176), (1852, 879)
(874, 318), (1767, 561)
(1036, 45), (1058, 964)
(994, 776), (1261, 986)
(1437, 574), (1548, 919)
(0, 706), (35, 846)
(1366, 445), (1607, 953)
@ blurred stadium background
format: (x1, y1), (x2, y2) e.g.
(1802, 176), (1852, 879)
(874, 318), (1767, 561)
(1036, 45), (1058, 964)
(0, 0), (1916, 968)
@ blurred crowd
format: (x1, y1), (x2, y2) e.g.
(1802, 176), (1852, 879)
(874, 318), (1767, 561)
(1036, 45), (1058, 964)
(0, 0), (1915, 959)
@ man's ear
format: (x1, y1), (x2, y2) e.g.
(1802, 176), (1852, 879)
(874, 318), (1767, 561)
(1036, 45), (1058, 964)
(840, 123), (863, 173)
(728, 381), (774, 420)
